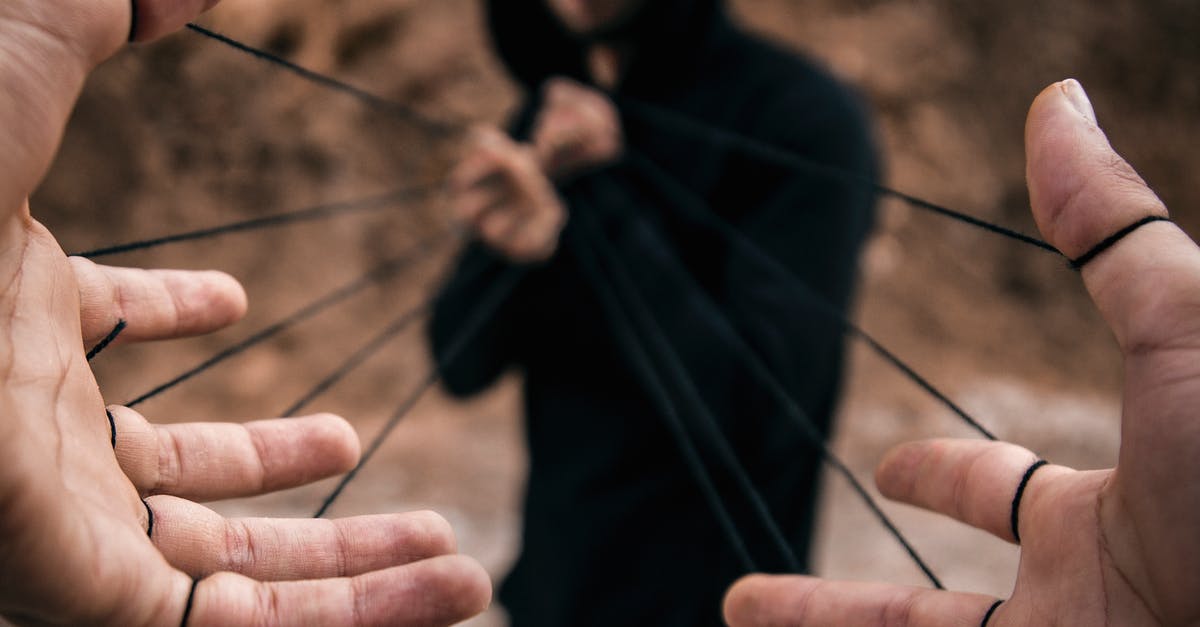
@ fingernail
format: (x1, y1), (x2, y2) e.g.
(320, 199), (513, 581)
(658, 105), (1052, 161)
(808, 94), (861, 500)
(1060, 79), (1096, 125)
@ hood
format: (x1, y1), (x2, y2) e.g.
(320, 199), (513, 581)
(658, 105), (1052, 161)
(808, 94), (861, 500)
(485, 0), (730, 94)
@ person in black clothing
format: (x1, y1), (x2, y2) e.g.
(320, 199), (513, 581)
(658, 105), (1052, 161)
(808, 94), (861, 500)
(432, 0), (878, 624)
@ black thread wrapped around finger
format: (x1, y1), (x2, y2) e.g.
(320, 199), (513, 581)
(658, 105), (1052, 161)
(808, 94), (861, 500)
(128, 0), (139, 42)
(981, 599), (1003, 627)
(1010, 459), (1048, 543)
(1069, 216), (1172, 270)
(87, 319), (127, 362)
(142, 499), (155, 538)
(106, 410), (117, 449)
(180, 577), (202, 627)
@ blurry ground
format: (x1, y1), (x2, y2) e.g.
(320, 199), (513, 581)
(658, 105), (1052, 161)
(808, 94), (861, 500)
(36, 0), (1199, 624)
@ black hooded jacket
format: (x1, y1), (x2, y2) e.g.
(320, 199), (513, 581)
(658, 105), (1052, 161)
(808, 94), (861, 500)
(430, 1), (878, 624)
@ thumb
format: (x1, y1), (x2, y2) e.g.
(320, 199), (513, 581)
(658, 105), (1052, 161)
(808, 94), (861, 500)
(1027, 80), (1200, 624)
(1025, 79), (1200, 354)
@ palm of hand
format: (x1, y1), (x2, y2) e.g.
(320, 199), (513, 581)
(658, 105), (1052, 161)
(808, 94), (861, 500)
(724, 82), (1200, 627)
(1, 5), (492, 625)
(0, 219), (181, 625)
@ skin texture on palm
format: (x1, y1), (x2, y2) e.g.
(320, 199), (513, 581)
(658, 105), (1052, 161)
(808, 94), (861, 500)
(723, 81), (1199, 626)
(0, 2), (491, 625)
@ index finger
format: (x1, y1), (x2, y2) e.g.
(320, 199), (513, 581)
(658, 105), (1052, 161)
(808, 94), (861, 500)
(72, 258), (247, 345)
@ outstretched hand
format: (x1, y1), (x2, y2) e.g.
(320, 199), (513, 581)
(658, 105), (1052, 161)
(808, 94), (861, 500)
(0, 2), (490, 625)
(725, 80), (1200, 626)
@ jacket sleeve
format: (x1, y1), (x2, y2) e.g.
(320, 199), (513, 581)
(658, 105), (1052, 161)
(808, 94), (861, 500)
(429, 242), (531, 397)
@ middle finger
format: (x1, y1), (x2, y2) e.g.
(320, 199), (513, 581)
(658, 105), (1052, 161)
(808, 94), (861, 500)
(147, 497), (458, 581)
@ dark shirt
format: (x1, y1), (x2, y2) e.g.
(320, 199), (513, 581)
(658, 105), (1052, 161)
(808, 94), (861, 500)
(430, 1), (878, 624)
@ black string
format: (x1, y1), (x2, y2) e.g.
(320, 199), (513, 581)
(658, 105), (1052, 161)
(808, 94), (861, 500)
(183, 23), (1062, 256)
(127, 0), (139, 42)
(581, 181), (944, 588)
(185, 24), (459, 138)
(1069, 215), (1171, 270)
(87, 319), (127, 361)
(568, 218), (760, 573)
(281, 231), (510, 418)
(1010, 459), (1048, 543)
(617, 98), (1061, 257)
(143, 499), (155, 538)
(156, 16), (1055, 588)
(980, 599), (1003, 627)
(125, 234), (447, 408)
(855, 332), (997, 441)
(73, 187), (435, 259)
(624, 151), (997, 441)
(106, 409), (117, 449)
(572, 207), (801, 573)
(179, 577), (201, 627)
(313, 267), (525, 518)
(282, 302), (429, 417)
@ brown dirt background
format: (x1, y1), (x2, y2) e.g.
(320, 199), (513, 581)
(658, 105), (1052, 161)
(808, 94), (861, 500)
(35, 0), (1200, 624)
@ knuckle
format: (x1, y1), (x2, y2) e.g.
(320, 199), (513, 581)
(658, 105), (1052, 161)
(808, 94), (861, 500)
(880, 592), (919, 627)
(349, 574), (370, 626)
(245, 426), (271, 492)
(254, 581), (284, 627)
(153, 428), (184, 494)
(1098, 152), (1151, 192)
(331, 519), (352, 576)
(221, 519), (257, 574)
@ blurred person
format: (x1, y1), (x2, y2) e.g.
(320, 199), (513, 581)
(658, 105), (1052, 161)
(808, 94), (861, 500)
(724, 81), (1200, 627)
(0, 1), (490, 624)
(432, 0), (878, 624)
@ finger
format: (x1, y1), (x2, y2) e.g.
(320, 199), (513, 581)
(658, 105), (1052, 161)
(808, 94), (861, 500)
(451, 179), (507, 225)
(0, 0), (218, 212)
(1025, 80), (1200, 355)
(72, 257), (247, 345)
(130, 0), (222, 43)
(724, 575), (998, 627)
(511, 203), (567, 262)
(188, 556), (492, 626)
(146, 497), (457, 580)
(109, 407), (360, 501)
(876, 439), (1072, 543)
(477, 206), (530, 262)
(543, 77), (587, 105)
(478, 204), (523, 243)
(449, 127), (512, 190)
(1028, 81), (1200, 615)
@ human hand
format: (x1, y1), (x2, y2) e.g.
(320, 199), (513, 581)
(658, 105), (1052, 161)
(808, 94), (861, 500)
(531, 77), (623, 179)
(0, 2), (491, 625)
(723, 80), (1199, 626)
(448, 126), (567, 262)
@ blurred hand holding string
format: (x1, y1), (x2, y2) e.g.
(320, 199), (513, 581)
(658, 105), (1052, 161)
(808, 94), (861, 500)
(724, 81), (1200, 627)
(447, 77), (623, 262)
(0, 1), (490, 625)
